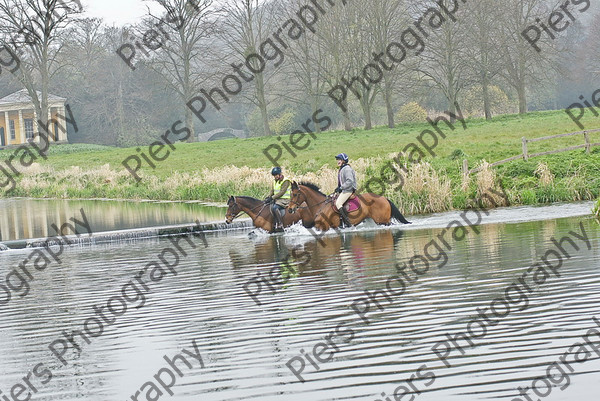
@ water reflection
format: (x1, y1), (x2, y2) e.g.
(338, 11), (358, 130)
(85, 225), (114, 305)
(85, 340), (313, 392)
(0, 213), (598, 401)
(229, 230), (403, 275)
(0, 198), (226, 241)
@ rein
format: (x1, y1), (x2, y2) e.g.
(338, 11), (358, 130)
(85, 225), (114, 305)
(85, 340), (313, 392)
(229, 198), (269, 221)
(292, 188), (331, 214)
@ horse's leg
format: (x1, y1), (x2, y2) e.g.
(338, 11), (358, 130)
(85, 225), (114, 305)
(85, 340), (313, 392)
(373, 197), (392, 225)
(376, 199), (393, 225)
(254, 216), (272, 232)
(324, 207), (343, 230)
(284, 208), (302, 227)
(315, 212), (331, 232)
(259, 207), (279, 233)
(361, 194), (392, 225)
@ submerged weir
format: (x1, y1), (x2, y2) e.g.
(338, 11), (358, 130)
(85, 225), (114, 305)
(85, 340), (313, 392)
(0, 219), (252, 251)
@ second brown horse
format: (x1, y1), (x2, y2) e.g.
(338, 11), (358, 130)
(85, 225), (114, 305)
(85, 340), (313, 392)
(288, 181), (411, 231)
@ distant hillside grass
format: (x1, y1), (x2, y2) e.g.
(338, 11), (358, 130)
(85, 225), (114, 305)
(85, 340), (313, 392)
(1, 109), (599, 214)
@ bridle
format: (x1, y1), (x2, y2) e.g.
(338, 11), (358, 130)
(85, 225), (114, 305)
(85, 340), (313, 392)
(289, 186), (331, 215)
(226, 197), (270, 223)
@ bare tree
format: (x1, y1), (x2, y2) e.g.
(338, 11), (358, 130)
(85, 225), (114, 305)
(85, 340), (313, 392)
(144, 0), (219, 142)
(313, 2), (355, 131)
(497, 0), (560, 114)
(275, 0), (328, 132)
(415, 0), (472, 115)
(582, 12), (600, 80)
(0, 0), (82, 141)
(221, 0), (276, 136)
(463, 0), (504, 119)
(368, 0), (411, 128)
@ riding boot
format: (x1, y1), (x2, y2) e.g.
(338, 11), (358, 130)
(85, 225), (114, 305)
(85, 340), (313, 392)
(273, 208), (284, 232)
(339, 208), (352, 228)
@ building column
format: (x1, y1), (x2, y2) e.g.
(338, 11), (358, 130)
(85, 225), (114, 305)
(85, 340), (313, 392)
(48, 108), (54, 142)
(18, 109), (25, 144)
(59, 105), (67, 141)
(33, 110), (40, 143)
(5, 111), (10, 143)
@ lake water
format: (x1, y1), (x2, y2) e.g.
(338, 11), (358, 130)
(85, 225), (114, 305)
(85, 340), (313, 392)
(0, 198), (225, 241)
(0, 200), (598, 400)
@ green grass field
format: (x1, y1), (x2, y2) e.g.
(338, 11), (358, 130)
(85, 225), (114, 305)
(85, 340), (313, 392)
(1, 109), (599, 214)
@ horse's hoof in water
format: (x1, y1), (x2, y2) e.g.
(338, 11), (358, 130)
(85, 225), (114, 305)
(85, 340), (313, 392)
(248, 231), (257, 239)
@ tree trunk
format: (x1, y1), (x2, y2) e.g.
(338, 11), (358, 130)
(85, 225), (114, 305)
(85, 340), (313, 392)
(447, 91), (457, 121)
(518, 82), (527, 114)
(482, 75), (492, 120)
(384, 76), (395, 128)
(311, 97), (321, 133)
(184, 55), (195, 143)
(342, 98), (352, 131)
(446, 62), (457, 120)
(255, 73), (271, 136)
(362, 100), (373, 130)
(185, 106), (195, 143)
(40, 40), (49, 143)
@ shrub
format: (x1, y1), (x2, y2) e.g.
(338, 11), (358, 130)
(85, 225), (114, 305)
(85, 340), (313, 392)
(245, 108), (265, 137)
(395, 102), (428, 123)
(449, 149), (467, 160)
(462, 85), (516, 117)
(270, 109), (296, 135)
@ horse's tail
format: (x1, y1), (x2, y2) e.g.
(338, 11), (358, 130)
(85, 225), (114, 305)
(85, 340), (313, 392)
(388, 200), (411, 224)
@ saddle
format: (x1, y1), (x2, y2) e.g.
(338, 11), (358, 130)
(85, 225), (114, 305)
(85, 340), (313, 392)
(333, 193), (361, 213)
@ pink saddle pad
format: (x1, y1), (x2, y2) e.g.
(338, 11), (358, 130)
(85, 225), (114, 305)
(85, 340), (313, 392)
(345, 196), (361, 213)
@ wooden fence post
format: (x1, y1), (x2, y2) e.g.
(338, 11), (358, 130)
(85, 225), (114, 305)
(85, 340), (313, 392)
(462, 159), (469, 178)
(522, 137), (528, 161)
(584, 131), (591, 154)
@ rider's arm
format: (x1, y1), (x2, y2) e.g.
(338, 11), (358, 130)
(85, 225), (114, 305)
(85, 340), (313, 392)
(272, 180), (290, 199)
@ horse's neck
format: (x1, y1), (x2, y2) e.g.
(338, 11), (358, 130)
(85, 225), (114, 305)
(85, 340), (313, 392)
(239, 198), (263, 220)
(305, 190), (327, 214)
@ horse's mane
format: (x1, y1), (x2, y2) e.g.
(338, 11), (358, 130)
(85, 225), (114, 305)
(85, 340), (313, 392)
(236, 196), (260, 201)
(299, 181), (327, 197)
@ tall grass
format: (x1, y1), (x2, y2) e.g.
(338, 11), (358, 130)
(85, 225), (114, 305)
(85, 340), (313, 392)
(5, 152), (596, 216)
(2, 108), (600, 215)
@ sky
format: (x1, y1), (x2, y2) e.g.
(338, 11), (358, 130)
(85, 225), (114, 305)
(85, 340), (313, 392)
(81, 0), (161, 26)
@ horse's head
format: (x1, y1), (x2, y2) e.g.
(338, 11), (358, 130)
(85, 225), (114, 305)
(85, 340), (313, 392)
(225, 196), (241, 224)
(288, 182), (305, 214)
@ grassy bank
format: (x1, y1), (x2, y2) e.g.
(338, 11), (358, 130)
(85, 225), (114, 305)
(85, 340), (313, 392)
(1, 110), (600, 214)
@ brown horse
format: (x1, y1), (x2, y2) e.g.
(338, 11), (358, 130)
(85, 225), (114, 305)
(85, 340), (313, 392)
(288, 181), (411, 231)
(225, 194), (316, 233)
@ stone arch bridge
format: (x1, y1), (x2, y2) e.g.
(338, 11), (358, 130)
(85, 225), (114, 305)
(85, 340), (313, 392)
(197, 128), (247, 142)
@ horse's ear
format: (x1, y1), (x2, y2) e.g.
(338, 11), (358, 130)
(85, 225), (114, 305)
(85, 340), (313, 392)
(292, 181), (298, 189)
(228, 196), (233, 202)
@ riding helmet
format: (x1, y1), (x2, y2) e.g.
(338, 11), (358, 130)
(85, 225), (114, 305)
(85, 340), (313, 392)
(335, 153), (349, 162)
